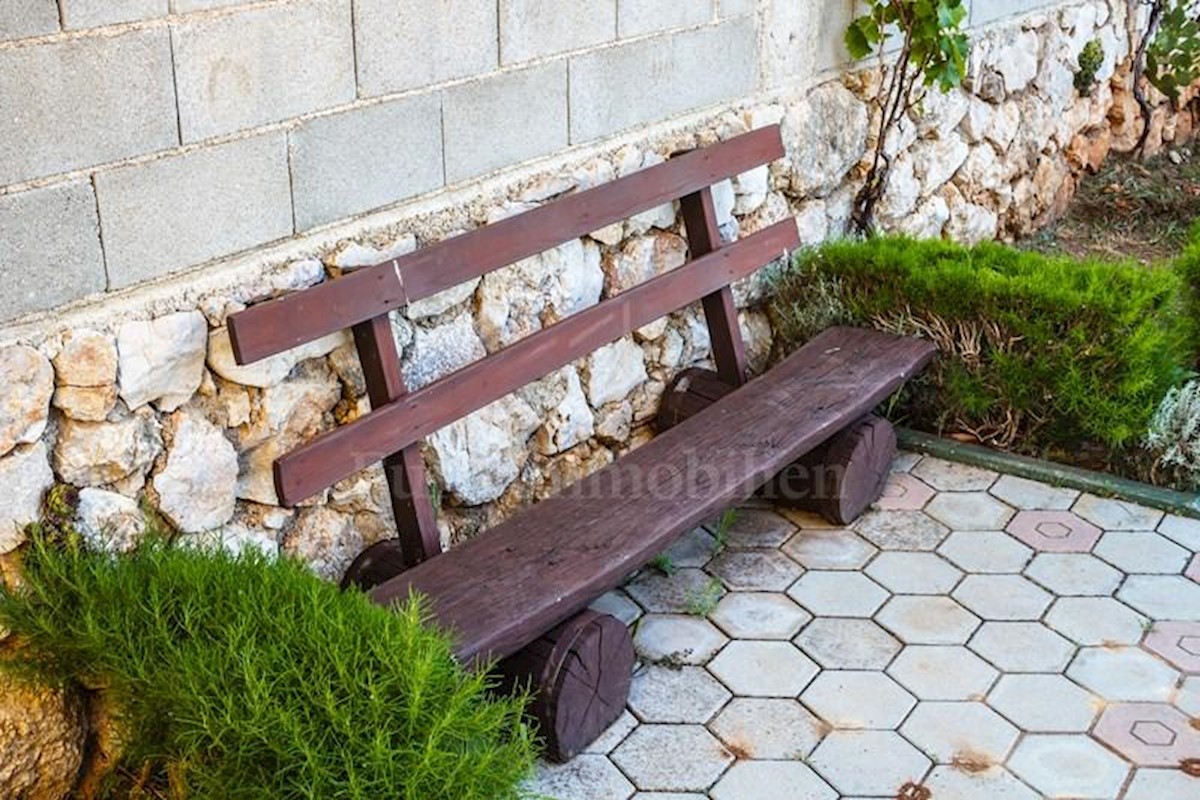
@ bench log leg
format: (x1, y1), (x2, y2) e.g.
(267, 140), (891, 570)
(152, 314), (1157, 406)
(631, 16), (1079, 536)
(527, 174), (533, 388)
(341, 539), (407, 591)
(658, 367), (897, 525)
(495, 611), (634, 763)
(768, 414), (897, 524)
(343, 549), (635, 763)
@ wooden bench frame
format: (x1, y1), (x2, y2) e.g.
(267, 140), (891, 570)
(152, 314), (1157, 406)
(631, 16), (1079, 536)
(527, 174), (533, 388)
(229, 125), (790, 567)
(228, 125), (935, 760)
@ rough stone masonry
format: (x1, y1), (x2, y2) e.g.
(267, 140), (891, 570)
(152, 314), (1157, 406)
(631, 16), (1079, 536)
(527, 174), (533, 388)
(0, 1), (1198, 795)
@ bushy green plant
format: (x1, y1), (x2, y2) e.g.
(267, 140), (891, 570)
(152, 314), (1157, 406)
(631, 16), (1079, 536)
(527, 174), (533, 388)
(1075, 38), (1105, 96)
(769, 237), (1194, 453)
(0, 529), (536, 800)
(1177, 219), (1200, 330)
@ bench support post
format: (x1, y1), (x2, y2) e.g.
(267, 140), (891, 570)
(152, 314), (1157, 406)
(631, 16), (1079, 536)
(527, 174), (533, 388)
(681, 186), (748, 386)
(352, 315), (441, 567)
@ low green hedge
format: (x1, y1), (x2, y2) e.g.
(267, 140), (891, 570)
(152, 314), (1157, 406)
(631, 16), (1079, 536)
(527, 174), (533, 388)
(0, 519), (536, 800)
(1177, 221), (1200, 333)
(769, 237), (1195, 454)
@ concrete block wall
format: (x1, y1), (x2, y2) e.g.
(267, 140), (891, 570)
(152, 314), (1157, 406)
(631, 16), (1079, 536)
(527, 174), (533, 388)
(0, 0), (1111, 326)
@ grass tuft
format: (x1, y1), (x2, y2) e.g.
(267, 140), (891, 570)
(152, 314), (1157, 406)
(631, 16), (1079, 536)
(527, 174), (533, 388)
(0, 527), (537, 800)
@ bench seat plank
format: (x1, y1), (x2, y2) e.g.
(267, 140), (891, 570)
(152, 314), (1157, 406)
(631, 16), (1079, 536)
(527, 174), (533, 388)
(371, 327), (937, 663)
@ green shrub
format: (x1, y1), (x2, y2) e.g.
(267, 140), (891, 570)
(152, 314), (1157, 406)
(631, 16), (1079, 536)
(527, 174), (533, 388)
(0, 528), (536, 800)
(769, 237), (1194, 452)
(1177, 220), (1200, 335)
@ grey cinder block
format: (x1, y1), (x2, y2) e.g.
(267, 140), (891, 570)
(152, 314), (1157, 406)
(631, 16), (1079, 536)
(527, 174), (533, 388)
(95, 134), (293, 288)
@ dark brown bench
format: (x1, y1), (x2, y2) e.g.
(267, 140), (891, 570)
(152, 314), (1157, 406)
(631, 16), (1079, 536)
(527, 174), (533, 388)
(226, 125), (935, 760)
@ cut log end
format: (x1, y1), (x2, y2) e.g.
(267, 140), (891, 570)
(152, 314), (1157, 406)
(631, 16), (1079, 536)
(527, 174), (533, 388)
(768, 413), (897, 524)
(494, 611), (634, 763)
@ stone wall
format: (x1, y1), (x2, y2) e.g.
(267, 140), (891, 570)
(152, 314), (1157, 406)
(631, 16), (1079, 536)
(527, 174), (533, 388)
(1, 1), (1198, 793)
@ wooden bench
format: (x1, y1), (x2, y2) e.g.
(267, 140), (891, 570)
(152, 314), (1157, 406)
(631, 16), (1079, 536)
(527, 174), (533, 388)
(226, 125), (936, 760)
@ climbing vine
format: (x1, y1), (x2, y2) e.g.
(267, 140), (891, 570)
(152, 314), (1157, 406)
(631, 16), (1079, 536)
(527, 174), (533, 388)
(845, 0), (970, 235)
(1134, 0), (1200, 152)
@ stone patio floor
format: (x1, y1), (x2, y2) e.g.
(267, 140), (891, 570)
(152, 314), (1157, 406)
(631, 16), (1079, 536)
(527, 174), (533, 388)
(527, 453), (1200, 800)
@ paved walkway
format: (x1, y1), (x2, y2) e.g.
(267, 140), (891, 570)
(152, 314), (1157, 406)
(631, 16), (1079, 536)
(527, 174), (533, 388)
(528, 454), (1200, 800)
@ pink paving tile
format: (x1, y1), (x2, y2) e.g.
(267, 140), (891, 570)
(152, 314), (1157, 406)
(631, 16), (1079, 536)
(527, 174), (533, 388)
(874, 473), (936, 511)
(1187, 553), (1200, 584)
(1005, 511), (1102, 553)
(1143, 622), (1200, 673)
(1093, 703), (1200, 766)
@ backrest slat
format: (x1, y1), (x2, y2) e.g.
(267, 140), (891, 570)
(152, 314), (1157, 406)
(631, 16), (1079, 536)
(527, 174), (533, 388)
(227, 126), (785, 365)
(271, 219), (799, 506)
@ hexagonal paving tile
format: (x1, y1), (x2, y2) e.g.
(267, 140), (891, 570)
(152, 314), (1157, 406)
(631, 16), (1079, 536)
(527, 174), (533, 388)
(921, 765), (1040, 800)
(1044, 596), (1148, 645)
(899, 701), (1019, 765)
(709, 760), (836, 800)
(661, 527), (718, 568)
(874, 472), (936, 511)
(1188, 553), (1200, 583)
(1005, 510), (1102, 552)
(892, 451), (922, 473)
(633, 614), (728, 665)
(808, 730), (932, 796)
(781, 529), (878, 570)
(708, 697), (826, 760)
(1119, 575), (1200, 620)
(628, 665), (731, 724)
(1023, 552), (1124, 596)
(794, 617), (902, 670)
(630, 794), (705, 800)
(786, 571), (889, 618)
(1160, 513), (1200, 551)
(937, 531), (1033, 573)
(1093, 702), (1200, 766)
(968, 622), (1075, 673)
(527, 754), (635, 800)
(1007, 735), (1130, 799)
(1094, 531), (1191, 574)
(887, 646), (999, 700)
(1074, 493), (1163, 531)
(707, 548), (802, 592)
(864, 552), (963, 594)
(987, 674), (1101, 732)
(988, 474), (1079, 511)
(1144, 621), (1200, 672)
(911, 457), (998, 491)
(707, 641), (819, 697)
(875, 596), (981, 645)
(583, 711), (637, 755)
(709, 508), (796, 548)
(1176, 675), (1200, 716)
(926, 492), (1015, 531)
(951, 574), (1052, 621)
(709, 592), (810, 640)
(800, 671), (916, 729)
(1067, 646), (1181, 703)
(611, 725), (733, 792)
(625, 567), (725, 614)
(590, 590), (643, 625)
(1124, 767), (1200, 800)
(854, 509), (950, 551)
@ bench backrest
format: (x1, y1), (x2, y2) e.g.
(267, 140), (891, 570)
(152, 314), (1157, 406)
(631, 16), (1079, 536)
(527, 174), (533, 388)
(227, 125), (798, 567)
